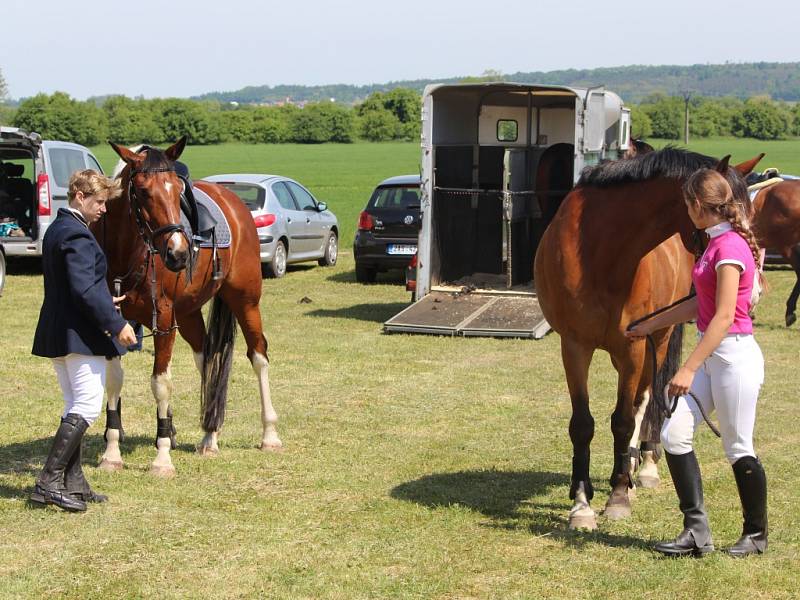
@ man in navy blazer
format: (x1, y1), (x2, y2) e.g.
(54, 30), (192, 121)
(31, 170), (137, 512)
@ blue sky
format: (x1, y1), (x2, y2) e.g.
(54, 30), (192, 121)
(2, 0), (798, 100)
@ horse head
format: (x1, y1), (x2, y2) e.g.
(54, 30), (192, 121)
(110, 137), (191, 272)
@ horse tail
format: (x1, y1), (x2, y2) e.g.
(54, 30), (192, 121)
(201, 296), (238, 432)
(641, 323), (684, 443)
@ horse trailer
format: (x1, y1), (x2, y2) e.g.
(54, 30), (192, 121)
(384, 82), (630, 338)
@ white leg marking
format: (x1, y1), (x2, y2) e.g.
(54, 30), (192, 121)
(569, 486), (598, 530)
(633, 390), (660, 488)
(150, 364), (176, 476)
(252, 352), (282, 450)
(628, 390), (650, 476)
(99, 358), (124, 470)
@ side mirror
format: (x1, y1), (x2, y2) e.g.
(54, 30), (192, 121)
(317, 202), (327, 212)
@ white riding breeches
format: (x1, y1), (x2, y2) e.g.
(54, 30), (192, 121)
(51, 354), (107, 425)
(661, 334), (764, 463)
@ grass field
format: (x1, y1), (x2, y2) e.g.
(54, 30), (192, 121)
(2, 139), (800, 598)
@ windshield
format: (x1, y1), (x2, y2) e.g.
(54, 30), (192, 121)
(370, 185), (420, 209)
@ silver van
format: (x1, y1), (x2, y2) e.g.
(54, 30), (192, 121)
(0, 127), (104, 295)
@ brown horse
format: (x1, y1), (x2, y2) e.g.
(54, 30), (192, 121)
(534, 148), (762, 529)
(750, 178), (800, 326)
(94, 138), (281, 477)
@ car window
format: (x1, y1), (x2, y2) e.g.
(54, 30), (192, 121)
(48, 148), (86, 188)
(285, 181), (317, 210)
(272, 181), (299, 210)
(219, 183), (266, 211)
(370, 186), (421, 209)
(86, 153), (104, 174)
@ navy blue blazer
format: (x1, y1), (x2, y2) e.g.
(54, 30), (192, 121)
(32, 208), (128, 358)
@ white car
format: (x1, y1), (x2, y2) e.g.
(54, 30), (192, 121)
(204, 174), (338, 278)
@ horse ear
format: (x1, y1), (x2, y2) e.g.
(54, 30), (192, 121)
(109, 141), (141, 164)
(733, 153), (765, 176)
(165, 136), (188, 161)
(715, 155), (731, 173)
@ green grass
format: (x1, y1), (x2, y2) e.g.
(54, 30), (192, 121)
(2, 140), (800, 598)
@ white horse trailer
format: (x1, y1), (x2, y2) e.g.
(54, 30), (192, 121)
(384, 82), (630, 338)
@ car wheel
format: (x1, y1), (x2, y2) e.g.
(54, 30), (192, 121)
(355, 263), (377, 283)
(0, 251), (5, 297)
(263, 241), (287, 278)
(318, 232), (338, 266)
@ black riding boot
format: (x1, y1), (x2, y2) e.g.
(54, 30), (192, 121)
(64, 419), (108, 503)
(654, 451), (714, 557)
(728, 456), (768, 557)
(30, 414), (88, 512)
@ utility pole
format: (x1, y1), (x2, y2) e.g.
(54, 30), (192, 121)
(681, 90), (692, 145)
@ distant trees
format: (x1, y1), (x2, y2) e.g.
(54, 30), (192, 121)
(7, 87), (799, 146)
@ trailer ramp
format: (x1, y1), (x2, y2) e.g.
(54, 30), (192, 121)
(384, 291), (550, 339)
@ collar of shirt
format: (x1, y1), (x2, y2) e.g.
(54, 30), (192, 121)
(704, 221), (732, 238)
(66, 207), (89, 228)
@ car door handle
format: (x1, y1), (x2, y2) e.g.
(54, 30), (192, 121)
(287, 217), (292, 223)
(306, 218), (311, 223)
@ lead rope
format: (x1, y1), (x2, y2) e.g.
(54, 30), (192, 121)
(626, 295), (721, 438)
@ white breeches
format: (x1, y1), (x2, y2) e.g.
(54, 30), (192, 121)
(661, 334), (764, 464)
(51, 354), (107, 425)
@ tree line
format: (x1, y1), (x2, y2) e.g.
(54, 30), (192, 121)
(1, 88), (799, 146)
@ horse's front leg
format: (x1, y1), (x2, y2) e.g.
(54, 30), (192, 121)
(604, 353), (645, 520)
(785, 246), (800, 327)
(151, 329), (178, 477)
(562, 338), (597, 530)
(99, 357), (125, 471)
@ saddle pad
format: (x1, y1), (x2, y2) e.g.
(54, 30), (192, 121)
(180, 186), (231, 248)
(748, 177), (783, 201)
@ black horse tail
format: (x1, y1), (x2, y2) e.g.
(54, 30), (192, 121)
(201, 296), (238, 432)
(641, 323), (684, 443)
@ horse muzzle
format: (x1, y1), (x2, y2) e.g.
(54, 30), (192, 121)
(163, 231), (191, 272)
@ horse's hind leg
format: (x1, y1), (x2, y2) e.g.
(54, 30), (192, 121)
(223, 291), (281, 451)
(150, 330), (178, 477)
(785, 245), (800, 327)
(99, 357), (125, 472)
(562, 338), (597, 530)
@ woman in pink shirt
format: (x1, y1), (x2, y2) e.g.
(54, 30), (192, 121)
(627, 168), (767, 558)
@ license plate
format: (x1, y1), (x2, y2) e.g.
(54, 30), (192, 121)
(387, 244), (417, 255)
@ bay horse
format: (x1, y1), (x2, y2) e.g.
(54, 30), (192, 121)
(534, 147), (762, 529)
(750, 178), (800, 326)
(94, 138), (281, 477)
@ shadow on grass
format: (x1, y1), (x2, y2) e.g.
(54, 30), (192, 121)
(305, 302), (409, 323)
(391, 469), (652, 551)
(0, 433), (196, 500)
(326, 270), (405, 285)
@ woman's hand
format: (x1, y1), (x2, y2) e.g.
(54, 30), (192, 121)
(112, 294), (126, 305)
(117, 323), (137, 347)
(668, 365), (697, 398)
(624, 321), (652, 339)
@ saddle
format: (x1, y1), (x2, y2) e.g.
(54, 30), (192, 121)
(746, 168), (783, 191)
(178, 175), (222, 280)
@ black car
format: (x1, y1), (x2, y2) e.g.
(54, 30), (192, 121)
(353, 174), (421, 283)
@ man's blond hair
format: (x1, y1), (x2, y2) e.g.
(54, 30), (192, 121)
(67, 170), (122, 204)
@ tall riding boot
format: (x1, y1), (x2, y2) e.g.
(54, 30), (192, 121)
(64, 419), (108, 503)
(30, 414), (88, 512)
(728, 456), (768, 557)
(654, 451), (714, 557)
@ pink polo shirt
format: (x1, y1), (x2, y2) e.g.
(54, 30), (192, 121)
(692, 222), (756, 334)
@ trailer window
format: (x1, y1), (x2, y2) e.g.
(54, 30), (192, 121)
(497, 120), (518, 142)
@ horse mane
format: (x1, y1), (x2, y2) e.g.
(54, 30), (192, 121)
(578, 147), (717, 188)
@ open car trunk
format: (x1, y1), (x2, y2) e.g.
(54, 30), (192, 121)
(0, 137), (38, 242)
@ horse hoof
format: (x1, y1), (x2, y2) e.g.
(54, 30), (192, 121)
(568, 514), (598, 530)
(197, 446), (219, 457)
(637, 475), (660, 489)
(259, 442), (283, 452)
(603, 503), (632, 520)
(97, 459), (123, 472)
(150, 464), (176, 478)
(786, 313), (796, 327)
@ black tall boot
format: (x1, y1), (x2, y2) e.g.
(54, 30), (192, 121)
(30, 414), (88, 512)
(654, 451), (715, 557)
(64, 419), (108, 503)
(728, 456), (768, 557)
